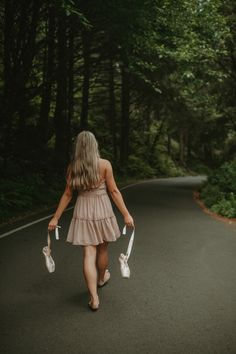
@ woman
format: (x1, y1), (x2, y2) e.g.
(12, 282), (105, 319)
(48, 131), (134, 311)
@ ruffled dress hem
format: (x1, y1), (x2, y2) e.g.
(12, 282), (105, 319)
(66, 215), (121, 246)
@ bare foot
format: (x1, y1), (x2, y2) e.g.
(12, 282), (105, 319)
(88, 295), (99, 311)
(98, 269), (111, 287)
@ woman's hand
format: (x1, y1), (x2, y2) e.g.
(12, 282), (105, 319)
(48, 216), (58, 231)
(124, 213), (134, 228)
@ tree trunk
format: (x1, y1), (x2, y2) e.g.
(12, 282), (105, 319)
(204, 143), (213, 166)
(149, 113), (165, 157)
(80, 30), (91, 130)
(67, 17), (75, 158)
(17, 1), (41, 151)
(186, 129), (191, 162)
(54, 9), (68, 172)
(179, 128), (185, 164)
(108, 54), (117, 162)
(144, 103), (151, 147)
(120, 62), (130, 172)
(38, 3), (56, 148)
(2, 0), (15, 168)
(167, 133), (171, 156)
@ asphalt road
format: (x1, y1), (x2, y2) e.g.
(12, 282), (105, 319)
(1, 176), (236, 354)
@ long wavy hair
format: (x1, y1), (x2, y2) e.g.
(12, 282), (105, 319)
(67, 131), (100, 191)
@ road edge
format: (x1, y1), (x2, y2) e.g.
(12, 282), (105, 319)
(193, 190), (236, 226)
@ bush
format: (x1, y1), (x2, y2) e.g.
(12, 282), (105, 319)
(187, 160), (212, 175)
(200, 183), (222, 208)
(155, 153), (186, 177)
(126, 153), (186, 178)
(127, 155), (156, 178)
(0, 173), (65, 223)
(200, 159), (236, 218)
(211, 193), (236, 218)
(207, 159), (236, 193)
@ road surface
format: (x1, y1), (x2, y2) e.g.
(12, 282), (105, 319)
(1, 176), (236, 354)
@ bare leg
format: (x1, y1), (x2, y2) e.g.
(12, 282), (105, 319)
(96, 241), (109, 283)
(82, 245), (99, 307)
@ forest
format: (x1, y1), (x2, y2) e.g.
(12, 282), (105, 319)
(0, 0), (236, 223)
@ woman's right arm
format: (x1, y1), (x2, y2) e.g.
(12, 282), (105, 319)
(48, 166), (73, 231)
(105, 160), (134, 228)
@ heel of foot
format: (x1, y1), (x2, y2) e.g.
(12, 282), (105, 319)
(98, 269), (110, 287)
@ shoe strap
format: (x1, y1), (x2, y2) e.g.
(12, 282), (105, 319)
(47, 226), (61, 252)
(122, 225), (135, 260)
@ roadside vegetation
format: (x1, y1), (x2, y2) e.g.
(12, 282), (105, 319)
(200, 159), (236, 218)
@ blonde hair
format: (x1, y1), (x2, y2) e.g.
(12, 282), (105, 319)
(67, 131), (100, 191)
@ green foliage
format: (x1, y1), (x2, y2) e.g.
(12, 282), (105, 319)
(200, 183), (222, 208)
(211, 193), (236, 218)
(154, 153), (186, 177)
(127, 155), (156, 178)
(55, 0), (92, 26)
(207, 160), (236, 193)
(187, 160), (212, 175)
(224, 132), (236, 160)
(200, 159), (236, 218)
(0, 174), (64, 223)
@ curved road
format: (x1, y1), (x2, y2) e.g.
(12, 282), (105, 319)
(1, 176), (236, 354)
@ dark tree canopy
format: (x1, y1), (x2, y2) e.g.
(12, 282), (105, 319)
(0, 0), (235, 179)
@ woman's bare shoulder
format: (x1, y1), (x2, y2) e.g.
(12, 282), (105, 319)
(99, 158), (111, 167)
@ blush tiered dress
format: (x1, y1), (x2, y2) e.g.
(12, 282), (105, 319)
(66, 181), (121, 245)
